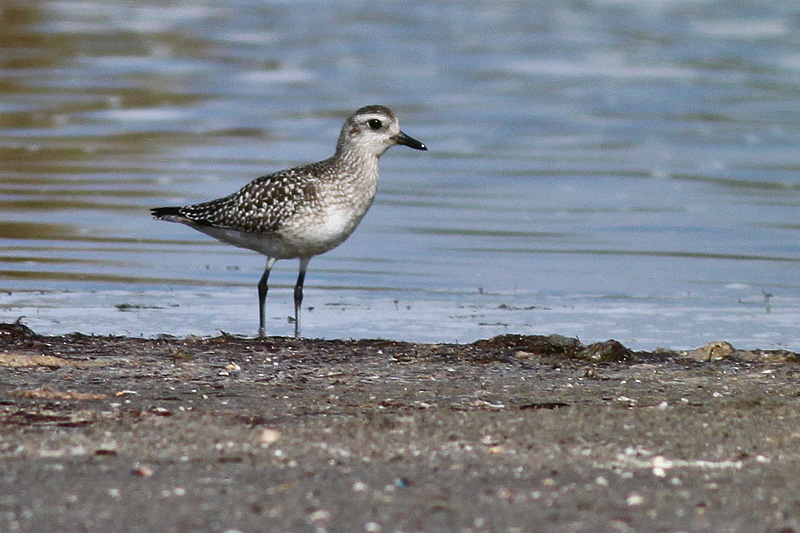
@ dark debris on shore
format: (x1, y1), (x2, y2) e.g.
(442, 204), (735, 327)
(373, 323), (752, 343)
(1, 319), (797, 368)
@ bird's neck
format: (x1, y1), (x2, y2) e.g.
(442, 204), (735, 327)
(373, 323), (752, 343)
(334, 146), (381, 178)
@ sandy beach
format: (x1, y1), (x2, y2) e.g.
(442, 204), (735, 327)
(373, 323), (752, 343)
(1, 320), (799, 532)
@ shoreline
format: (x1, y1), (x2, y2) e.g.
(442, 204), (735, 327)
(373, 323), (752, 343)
(1, 320), (799, 531)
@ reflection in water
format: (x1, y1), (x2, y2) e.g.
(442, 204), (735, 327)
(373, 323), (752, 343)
(1, 1), (800, 348)
(0, 221), (78, 240)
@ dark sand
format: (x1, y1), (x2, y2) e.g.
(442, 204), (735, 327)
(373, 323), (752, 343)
(1, 320), (799, 532)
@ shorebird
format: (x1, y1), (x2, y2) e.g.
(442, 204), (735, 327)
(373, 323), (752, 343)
(152, 105), (427, 337)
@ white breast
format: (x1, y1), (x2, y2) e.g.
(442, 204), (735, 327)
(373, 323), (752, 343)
(281, 205), (362, 255)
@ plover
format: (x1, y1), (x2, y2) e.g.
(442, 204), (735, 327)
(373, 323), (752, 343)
(152, 105), (427, 337)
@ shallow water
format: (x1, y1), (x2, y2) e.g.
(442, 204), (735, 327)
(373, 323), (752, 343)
(1, 0), (800, 350)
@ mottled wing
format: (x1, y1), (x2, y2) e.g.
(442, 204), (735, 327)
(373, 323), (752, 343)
(174, 164), (323, 234)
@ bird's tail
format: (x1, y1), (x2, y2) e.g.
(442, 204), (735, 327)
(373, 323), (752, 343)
(151, 206), (184, 221)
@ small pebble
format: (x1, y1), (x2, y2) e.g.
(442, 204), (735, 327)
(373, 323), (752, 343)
(497, 487), (513, 501)
(259, 428), (282, 445)
(652, 456), (673, 469)
(132, 465), (153, 477)
(627, 493), (645, 506)
(308, 509), (330, 522)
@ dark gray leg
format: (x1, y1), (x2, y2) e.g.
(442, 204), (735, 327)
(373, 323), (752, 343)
(258, 257), (277, 337)
(293, 257), (310, 338)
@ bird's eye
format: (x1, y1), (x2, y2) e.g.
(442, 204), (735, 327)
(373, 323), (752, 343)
(367, 119), (382, 130)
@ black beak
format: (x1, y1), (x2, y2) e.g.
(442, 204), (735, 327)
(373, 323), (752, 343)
(395, 131), (427, 151)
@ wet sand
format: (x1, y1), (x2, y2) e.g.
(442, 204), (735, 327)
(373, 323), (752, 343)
(1, 320), (799, 532)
